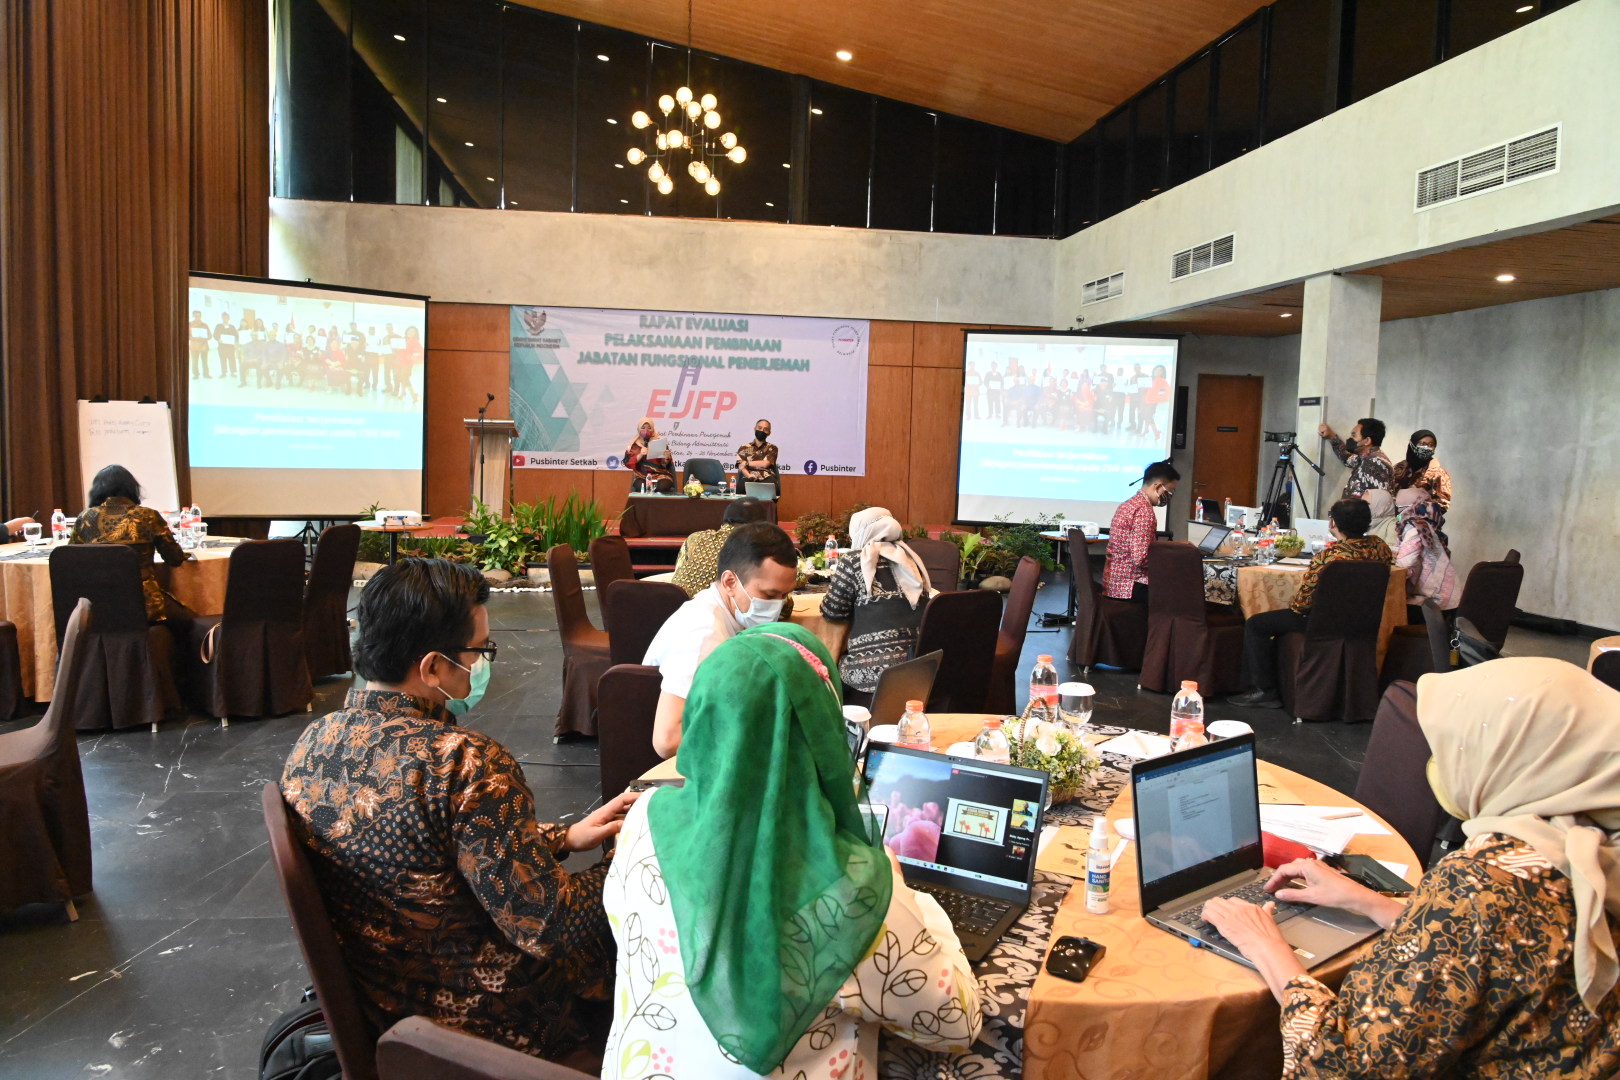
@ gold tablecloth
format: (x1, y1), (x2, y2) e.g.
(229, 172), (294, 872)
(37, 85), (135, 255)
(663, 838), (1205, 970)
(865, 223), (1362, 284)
(0, 542), (235, 700)
(1589, 636), (1620, 671)
(642, 713), (1419, 1080)
(1229, 563), (1408, 668)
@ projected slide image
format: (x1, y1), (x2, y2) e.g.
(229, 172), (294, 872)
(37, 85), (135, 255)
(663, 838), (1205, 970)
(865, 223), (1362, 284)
(946, 798), (1008, 847)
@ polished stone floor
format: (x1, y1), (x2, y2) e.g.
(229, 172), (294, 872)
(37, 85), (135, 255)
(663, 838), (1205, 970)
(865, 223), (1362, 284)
(0, 575), (1599, 1079)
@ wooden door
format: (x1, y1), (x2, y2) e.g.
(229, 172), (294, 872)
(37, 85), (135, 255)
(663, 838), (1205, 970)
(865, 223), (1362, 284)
(1191, 374), (1263, 508)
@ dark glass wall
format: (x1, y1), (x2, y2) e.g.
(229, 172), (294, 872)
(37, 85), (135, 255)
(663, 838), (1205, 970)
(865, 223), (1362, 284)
(273, 0), (1060, 237)
(1057, 0), (1577, 236)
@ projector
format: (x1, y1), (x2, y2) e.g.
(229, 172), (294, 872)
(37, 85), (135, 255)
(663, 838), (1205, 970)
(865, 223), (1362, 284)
(1058, 520), (1101, 537)
(374, 510), (423, 528)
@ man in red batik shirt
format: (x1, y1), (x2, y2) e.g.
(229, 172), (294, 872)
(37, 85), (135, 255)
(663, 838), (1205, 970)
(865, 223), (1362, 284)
(1102, 461), (1180, 602)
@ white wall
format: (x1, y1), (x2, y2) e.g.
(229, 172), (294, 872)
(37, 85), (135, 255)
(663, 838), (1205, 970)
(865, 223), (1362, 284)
(1377, 287), (1620, 630)
(1058, 0), (1620, 328)
(269, 199), (1055, 326)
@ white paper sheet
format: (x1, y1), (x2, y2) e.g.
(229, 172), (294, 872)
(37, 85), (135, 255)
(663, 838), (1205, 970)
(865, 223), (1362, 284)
(1093, 731), (1175, 760)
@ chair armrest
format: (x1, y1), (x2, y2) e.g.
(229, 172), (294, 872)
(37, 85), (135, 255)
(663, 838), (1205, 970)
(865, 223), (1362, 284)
(376, 1017), (595, 1080)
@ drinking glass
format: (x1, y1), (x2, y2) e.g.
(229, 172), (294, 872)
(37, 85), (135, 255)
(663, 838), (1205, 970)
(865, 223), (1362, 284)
(1058, 681), (1095, 730)
(21, 522), (41, 549)
(194, 522), (209, 548)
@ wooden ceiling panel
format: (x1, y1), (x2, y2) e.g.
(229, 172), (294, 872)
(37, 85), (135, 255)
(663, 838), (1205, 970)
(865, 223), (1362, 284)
(512, 0), (1267, 141)
(1108, 215), (1620, 337)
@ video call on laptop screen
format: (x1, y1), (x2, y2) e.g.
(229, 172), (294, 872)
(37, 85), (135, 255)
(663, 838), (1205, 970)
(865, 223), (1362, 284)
(1135, 741), (1262, 890)
(863, 748), (1043, 891)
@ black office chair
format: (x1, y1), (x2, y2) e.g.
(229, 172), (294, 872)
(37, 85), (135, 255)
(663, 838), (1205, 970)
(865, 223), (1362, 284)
(682, 457), (727, 494)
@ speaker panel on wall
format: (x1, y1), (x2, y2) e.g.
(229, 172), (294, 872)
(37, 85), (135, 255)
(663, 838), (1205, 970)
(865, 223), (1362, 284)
(1172, 385), (1189, 450)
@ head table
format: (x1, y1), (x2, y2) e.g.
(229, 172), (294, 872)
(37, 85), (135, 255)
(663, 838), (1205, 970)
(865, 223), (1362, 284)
(638, 711), (1417, 1080)
(0, 541), (235, 701)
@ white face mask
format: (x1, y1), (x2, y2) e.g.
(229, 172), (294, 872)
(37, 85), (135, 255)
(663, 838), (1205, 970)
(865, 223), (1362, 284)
(728, 577), (785, 628)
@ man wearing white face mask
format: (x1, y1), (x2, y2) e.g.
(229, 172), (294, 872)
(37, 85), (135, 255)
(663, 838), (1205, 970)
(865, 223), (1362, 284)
(281, 558), (637, 1067)
(643, 522), (799, 758)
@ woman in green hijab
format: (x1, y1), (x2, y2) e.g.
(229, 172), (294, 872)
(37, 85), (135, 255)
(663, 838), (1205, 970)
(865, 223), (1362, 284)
(602, 622), (982, 1079)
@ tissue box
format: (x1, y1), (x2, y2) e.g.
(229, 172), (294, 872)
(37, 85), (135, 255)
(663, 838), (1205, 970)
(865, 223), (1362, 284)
(374, 510), (423, 528)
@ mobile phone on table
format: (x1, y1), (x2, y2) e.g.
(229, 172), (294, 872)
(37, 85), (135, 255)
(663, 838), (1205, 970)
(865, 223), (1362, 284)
(1323, 853), (1413, 894)
(1045, 936), (1105, 983)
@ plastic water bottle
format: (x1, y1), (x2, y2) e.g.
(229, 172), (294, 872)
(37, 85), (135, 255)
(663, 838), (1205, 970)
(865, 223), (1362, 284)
(1231, 526), (1248, 559)
(1170, 681), (1206, 750)
(1255, 519), (1275, 564)
(972, 716), (1010, 764)
(897, 699), (932, 750)
(1029, 654), (1060, 718)
(824, 535), (838, 563)
(50, 508), (67, 544)
(1222, 497), (1232, 524)
(1086, 816), (1112, 914)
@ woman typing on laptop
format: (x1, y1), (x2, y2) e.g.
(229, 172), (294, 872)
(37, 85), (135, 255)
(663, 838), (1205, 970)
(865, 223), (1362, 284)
(1202, 659), (1620, 1079)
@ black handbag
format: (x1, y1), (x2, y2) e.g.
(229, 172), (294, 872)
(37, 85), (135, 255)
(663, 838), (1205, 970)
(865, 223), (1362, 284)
(260, 989), (341, 1080)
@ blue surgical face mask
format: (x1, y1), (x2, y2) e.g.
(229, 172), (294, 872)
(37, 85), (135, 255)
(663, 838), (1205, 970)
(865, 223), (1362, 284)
(436, 654), (490, 716)
(727, 577), (785, 628)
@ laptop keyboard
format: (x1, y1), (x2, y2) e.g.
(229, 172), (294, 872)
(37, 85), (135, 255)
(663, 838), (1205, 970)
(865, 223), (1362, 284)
(1169, 880), (1309, 940)
(912, 882), (1013, 937)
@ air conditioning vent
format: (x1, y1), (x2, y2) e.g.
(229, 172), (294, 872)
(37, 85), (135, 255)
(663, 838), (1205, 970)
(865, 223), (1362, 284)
(1415, 124), (1559, 211)
(1170, 234), (1234, 280)
(1081, 271), (1124, 306)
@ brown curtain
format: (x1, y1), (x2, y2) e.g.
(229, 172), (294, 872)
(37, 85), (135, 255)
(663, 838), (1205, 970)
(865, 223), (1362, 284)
(0, 0), (267, 519)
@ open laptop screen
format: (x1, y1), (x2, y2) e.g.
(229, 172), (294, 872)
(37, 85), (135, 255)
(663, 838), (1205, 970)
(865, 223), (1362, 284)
(1196, 523), (1232, 554)
(863, 745), (1044, 893)
(1133, 737), (1262, 908)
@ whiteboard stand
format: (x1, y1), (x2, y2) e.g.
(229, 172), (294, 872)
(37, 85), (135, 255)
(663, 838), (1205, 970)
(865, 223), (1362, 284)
(77, 400), (180, 511)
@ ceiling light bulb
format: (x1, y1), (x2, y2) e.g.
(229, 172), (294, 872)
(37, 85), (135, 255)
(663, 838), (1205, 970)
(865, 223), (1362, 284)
(671, 129), (687, 148)
(810, 107), (823, 115)
(700, 93), (717, 111)
(726, 146), (746, 163)
(626, 147), (646, 164)
(687, 160), (700, 179)
(835, 49), (853, 61)
(705, 177), (720, 196)
(697, 162), (712, 182)
(486, 176), (494, 182)
(704, 110), (721, 129)
(782, 162), (791, 168)
(1515, 3), (1533, 10)
(657, 177), (674, 195)
(393, 33), (406, 41)
(436, 96), (447, 103)
(1496, 273), (1516, 282)
(719, 131), (738, 149)
(686, 101), (702, 119)
(658, 94), (675, 114)
(649, 162), (664, 182)
(606, 118), (617, 124)
(464, 141), (474, 147)
(765, 201), (774, 207)
(631, 110), (651, 129)
(676, 86), (693, 105)
(597, 53), (610, 61)
(655, 133), (668, 150)
(1280, 313), (1294, 318)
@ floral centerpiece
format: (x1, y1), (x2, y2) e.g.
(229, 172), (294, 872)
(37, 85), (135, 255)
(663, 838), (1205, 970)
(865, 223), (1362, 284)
(683, 478), (706, 498)
(1274, 531), (1306, 559)
(1007, 703), (1102, 805)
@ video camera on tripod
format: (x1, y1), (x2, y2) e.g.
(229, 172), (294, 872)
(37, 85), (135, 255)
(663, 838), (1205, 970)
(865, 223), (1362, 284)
(1259, 431), (1323, 526)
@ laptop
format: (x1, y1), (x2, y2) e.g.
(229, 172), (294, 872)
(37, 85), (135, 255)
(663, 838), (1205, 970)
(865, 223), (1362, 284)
(744, 481), (778, 500)
(1294, 517), (1333, 547)
(862, 744), (1048, 964)
(868, 650), (944, 726)
(1195, 523), (1232, 556)
(1132, 735), (1382, 969)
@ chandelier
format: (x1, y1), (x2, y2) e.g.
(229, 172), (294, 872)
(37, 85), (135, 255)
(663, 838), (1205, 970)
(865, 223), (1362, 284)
(627, 86), (745, 198)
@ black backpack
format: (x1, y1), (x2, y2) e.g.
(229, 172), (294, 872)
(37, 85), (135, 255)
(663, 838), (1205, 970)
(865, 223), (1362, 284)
(260, 989), (341, 1080)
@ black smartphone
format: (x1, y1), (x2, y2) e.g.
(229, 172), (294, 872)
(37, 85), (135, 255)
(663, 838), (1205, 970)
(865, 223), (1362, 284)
(625, 777), (685, 792)
(1324, 853), (1414, 894)
(1045, 936), (1105, 983)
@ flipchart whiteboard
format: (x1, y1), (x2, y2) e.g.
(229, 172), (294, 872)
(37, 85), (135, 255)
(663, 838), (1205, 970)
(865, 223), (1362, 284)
(77, 401), (181, 513)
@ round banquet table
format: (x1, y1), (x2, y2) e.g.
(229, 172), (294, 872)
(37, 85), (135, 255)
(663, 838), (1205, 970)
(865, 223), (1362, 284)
(637, 712), (1421, 1080)
(1589, 635), (1620, 671)
(0, 541), (235, 701)
(1204, 560), (1409, 667)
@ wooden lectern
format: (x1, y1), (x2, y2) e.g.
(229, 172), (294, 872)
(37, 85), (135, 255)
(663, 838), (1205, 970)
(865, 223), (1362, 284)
(464, 418), (519, 514)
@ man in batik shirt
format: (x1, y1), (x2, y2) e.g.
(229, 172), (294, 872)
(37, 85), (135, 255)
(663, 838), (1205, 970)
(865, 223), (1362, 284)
(280, 558), (636, 1064)
(1319, 417), (1396, 500)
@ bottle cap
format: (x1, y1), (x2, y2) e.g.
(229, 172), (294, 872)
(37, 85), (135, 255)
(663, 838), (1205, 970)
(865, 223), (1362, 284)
(1037, 654), (1053, 663)
(905, 699), (924, 712)
(985, 716), (1002, 728)
(1180, 680), (1199, 691)
(1090, 816), (1109, 848)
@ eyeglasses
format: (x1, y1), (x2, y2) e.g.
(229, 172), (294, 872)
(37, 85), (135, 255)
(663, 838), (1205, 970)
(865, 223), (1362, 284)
(459, 645), (499, 664)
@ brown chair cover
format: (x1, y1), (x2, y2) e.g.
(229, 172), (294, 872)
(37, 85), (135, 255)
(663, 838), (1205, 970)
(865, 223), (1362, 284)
(0, 620), (17, 721)
(906, 537), (962, 592)
(261, 783), (381, 1080)
(1354, 680), (1455, 870)
(186, 539), (313, 719)
(1276, 560), (1389, 722)
(1593, 651), (1620, 692)
(1138, 542), (1245, 694)
(548, 544), (611, 737)
(0, 599), (93, 912)
(377, 1017), (596, 1080)
(303, 524), (360, 678)
(1066, 530), (1148, 672)
(587, 535), (636, 592)
(602, 579), (688, 667)
(595, 664), (663, 800)
(1378, 597), (1454, 691)
(986, 556), (1041, 714)
(915, 590), (1001, 713)
(1452, 558), (1524, 652)
(49, 544), (178, 729)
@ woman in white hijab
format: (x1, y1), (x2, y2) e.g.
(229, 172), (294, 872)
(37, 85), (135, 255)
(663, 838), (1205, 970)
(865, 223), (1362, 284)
(1203, 657), (1620, 1078)
(819, 507), (933, 702)
(1362, 487), (1398, 548)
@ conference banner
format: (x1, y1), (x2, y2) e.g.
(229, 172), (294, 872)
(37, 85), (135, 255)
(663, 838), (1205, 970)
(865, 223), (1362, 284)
(508, 305), (869, 476)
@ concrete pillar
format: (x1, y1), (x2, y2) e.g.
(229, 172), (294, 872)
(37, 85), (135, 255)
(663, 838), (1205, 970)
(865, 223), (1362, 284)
(1294, 272), (1382, 518)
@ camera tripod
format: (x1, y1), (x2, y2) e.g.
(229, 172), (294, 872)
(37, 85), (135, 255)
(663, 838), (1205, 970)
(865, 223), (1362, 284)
(1259, 441), (1324, 527)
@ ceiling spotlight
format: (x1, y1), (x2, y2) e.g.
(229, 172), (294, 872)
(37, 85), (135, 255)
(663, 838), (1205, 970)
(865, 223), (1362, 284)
(485, 176), (494, 182)
(782, 162), (791, 168)
(436, 96), (447, 103)
(393, 33), (406, 42)
(835, 49), (853, 61)
(464, 141), (474, 147)
(1280, 312), (1294, 318)
(1495, 273), (1517, 282)
(597, 53), (610, 61)
(509, 200), (518, 205)
(614, 163), (624, 169)
(1515, 4), (1533, 11)
(765, 201), (775, 207)
(606, 118), (618, 124)
(620, 198), (630, 204)
(810, 107), (824, 115)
